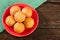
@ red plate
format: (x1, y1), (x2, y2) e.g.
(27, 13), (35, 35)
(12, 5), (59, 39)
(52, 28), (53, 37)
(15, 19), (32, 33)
(2, 3), (39, 37)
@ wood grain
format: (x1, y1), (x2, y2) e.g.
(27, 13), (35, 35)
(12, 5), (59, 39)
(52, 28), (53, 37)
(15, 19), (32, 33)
(0, 0), (60, 40)
(47, 0), (60, 3)
(0, 29), (60, 40)
(36, 2), (60, 28)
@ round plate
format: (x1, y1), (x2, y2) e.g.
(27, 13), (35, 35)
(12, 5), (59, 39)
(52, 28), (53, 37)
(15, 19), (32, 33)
(2, 3), (39, 37)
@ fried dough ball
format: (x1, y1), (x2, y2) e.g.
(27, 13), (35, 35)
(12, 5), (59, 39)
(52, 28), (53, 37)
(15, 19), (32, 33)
(14, 11), (26, 22)
(10, 6), (21, 16)
(5, 16), (15, 26)
(22, 7), (32, 17)
(24, 17), (34, 28)
(14, 22), (25, 33)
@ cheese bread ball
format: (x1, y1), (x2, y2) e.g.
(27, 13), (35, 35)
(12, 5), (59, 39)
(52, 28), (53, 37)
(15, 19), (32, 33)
(22, 7), (32, 17)
(5, 16), (15, 26)
(14, 22), (25, 33)
(24, 17), (34, 28)
(14, 11), (26, 22)
(10, 6), (21, 16)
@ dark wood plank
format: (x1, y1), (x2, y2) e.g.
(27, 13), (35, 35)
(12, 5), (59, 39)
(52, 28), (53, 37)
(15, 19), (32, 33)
(36, 2), (60, 28)
(0, 29), (60, 40)
(47, 0), (60, 3)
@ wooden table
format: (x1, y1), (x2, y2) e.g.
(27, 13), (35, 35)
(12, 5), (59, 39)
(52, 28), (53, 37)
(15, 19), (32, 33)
(0, 0), (60, 40)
